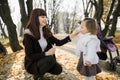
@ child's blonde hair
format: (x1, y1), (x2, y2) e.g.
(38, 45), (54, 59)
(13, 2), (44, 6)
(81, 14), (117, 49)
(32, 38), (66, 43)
(83, 18), (97, 35)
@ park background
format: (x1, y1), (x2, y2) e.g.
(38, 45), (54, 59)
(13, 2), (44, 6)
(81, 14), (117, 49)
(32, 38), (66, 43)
(0, 0), (120, 80)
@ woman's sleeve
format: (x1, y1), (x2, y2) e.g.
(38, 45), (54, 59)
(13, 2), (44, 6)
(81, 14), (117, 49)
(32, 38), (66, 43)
(49, 35), (71, 46)
(23, 34), (45, 61)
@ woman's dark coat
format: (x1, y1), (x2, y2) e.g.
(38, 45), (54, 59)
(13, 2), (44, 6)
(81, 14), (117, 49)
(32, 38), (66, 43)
(23, 34), (71, 74)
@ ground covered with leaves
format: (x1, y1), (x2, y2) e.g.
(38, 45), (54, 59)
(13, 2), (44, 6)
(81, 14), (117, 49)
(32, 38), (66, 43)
(0, 34), (120, 80)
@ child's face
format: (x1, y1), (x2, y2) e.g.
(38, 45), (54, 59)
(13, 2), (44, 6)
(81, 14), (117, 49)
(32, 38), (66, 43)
(80, 21), (88, 34)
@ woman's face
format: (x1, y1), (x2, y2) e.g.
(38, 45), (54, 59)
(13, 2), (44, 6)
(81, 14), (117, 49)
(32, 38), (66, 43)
(80, 21), (88, 34)
(38, 16), (47, 27)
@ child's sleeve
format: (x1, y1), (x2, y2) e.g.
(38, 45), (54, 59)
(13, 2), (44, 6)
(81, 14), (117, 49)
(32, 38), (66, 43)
(74, 33), (83, 56)
(85, 39), (99, 64)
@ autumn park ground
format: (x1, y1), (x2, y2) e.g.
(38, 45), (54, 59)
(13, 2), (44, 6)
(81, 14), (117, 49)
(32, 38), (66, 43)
(0, 33), (120, 80)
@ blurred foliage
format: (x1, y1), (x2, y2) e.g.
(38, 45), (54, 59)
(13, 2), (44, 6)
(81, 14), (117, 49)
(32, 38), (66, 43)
(102, 0), (111, 20)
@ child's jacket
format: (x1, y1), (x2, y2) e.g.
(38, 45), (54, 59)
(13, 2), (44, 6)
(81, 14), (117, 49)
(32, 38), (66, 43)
(75, 33), (101, 65)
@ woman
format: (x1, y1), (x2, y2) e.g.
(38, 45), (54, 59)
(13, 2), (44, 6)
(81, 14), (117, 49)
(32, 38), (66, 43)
(23, 8), (76, 80)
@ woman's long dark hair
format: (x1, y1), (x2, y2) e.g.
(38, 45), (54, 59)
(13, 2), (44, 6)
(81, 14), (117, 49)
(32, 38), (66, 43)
(26, 8), (52, 40)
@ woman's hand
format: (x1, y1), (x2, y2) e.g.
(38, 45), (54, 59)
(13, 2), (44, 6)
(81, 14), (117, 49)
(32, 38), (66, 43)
(85, 61), (92, 67)
(45, 48), (55, 56)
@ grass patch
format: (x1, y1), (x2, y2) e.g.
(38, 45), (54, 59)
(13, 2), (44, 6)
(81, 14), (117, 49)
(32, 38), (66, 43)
(116, 30), (120, 33)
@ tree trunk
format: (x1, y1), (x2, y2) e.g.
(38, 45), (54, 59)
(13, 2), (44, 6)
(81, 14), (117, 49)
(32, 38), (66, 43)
(102, 0), (115, 37)
(84, 0), (90, 17)
(49, 0), (57, 33)
(108, 0), (120, 36)
(26, 0), (33, 18)
(18, 0), (28, 36)
(0, 20), (7, 38)
(93, 0), (103, 26)
(0, 0), (23, 52)
(44, 0), (47, 11)
(0, 42), (7, 56)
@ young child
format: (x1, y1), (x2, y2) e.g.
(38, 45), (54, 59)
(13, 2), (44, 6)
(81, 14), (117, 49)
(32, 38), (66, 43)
(75, 18), (101, 80)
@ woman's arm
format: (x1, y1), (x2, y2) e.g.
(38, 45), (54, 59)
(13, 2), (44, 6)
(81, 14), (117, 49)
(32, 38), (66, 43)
(48, 35), (71, 46)
(48, 31), (80, 46)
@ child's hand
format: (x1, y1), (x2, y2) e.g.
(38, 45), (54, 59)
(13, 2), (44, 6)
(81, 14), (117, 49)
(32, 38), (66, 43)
(70, 31), (80, 39)
(85, 61), (92, 67)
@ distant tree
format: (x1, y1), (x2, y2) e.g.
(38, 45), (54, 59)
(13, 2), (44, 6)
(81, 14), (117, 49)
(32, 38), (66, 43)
(108, 0), (120, 36)
(93, 0), (103, 26)
(26, 0), (33, 18)
(18, 0), (33, 36)
(82, 0), (91, 17)
(83, 0), (120, 37)
(102, 0), (115, 37)
(0, 0), (23, 52)
(42, 0), (62, 33)
(65, 13), (71, 33)
(44, 0), (47, 11)
(50, 0), (57, 33)
(18, 0), (28, 36)
(70, 0), (77, 33)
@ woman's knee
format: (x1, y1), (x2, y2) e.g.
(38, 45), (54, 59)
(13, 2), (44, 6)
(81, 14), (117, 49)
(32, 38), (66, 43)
(55, 64), (62, 75)
(37, 56), (56, 66)
(49, 62), (62, 75)
(47, 56), (56, 65)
